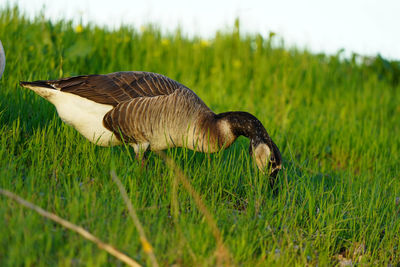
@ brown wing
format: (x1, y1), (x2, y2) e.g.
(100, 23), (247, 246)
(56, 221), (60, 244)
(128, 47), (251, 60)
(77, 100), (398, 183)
(45, 71), (185, 106)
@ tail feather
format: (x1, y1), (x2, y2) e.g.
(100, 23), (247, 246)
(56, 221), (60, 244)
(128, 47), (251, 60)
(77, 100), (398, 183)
(19, 80), (59, 100)
(19, 80), (55, 89)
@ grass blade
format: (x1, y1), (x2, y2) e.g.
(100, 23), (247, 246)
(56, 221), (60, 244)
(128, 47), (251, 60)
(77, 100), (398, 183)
(156, 151), (233, 266)
(0, 188), (141, 267)
(111, 171), (159, 267)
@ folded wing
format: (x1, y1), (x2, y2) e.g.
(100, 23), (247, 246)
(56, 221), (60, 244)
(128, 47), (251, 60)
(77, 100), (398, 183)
(43, 71), (185, 106)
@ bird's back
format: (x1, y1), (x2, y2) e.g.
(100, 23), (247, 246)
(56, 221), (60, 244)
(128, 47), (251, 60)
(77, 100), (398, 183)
(43, 71), (188, 106)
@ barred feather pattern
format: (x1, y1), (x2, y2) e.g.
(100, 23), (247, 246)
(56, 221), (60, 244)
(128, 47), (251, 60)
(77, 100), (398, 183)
(103, 88), (224, 152)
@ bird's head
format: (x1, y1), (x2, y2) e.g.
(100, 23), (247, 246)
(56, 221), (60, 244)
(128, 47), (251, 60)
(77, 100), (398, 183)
(215, 111), (282, 180)
(250, 138), (282, 178)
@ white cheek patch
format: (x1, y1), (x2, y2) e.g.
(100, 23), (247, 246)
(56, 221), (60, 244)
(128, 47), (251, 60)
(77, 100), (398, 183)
(254, 143), (271, 171)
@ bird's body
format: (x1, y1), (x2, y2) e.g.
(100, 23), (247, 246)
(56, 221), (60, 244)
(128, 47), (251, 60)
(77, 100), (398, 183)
(20, 71), (282, 178)
(20, 72), (234, 153)
(0, 40), (5, 79)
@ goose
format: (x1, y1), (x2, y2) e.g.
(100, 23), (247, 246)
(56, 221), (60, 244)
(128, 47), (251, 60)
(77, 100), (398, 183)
(19, 71), (282, 178)
(0, 40), (5, 79)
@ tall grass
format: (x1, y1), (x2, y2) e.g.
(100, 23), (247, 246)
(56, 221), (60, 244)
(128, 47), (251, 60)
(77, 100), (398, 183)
(1, 6), (400, 266)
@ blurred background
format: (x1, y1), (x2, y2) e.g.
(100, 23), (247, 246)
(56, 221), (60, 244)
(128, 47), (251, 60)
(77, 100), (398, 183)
(2, 0), (400, 60)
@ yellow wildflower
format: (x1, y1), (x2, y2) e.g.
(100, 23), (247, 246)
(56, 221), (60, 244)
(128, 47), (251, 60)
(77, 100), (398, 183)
(141, 239), (153, 253)
(75, 24), (83, 33)
(161, 38), (170, 47)
(233, 59), (242, 68)
(200, 39), (210, 48)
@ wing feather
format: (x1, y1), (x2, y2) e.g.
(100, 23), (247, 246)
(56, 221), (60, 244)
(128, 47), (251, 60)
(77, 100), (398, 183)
(41, 71), (185, 106)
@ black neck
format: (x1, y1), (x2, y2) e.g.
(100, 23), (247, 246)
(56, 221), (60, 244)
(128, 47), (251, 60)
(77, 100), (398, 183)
(215, 111), (271, 145)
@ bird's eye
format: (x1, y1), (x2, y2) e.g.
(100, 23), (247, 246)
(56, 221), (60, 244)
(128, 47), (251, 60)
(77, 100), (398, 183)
(270, 156), (275, 161)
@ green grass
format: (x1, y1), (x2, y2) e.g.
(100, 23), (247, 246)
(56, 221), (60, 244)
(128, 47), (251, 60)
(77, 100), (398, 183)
(1, 6), (400, 266)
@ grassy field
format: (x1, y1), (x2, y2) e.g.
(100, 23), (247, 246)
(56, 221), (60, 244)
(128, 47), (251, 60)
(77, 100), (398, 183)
(1, 7), (400, 266)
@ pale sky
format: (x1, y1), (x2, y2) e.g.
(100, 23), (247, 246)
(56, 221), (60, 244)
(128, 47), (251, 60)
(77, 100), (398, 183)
(2, 0), (400, 60)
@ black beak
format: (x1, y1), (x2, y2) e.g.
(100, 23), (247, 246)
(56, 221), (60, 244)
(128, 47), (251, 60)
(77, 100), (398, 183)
(270, 167), (280, 179)
(267, 139), (282, 189)
(268, 167), (281, 193)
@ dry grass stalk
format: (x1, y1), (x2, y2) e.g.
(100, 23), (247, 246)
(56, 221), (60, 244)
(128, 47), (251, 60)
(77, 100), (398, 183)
(170, 164), (198, 262)
(0, 188), (141, 267)
(156, 151), (233, 266)
(110, 171), (159, 267)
